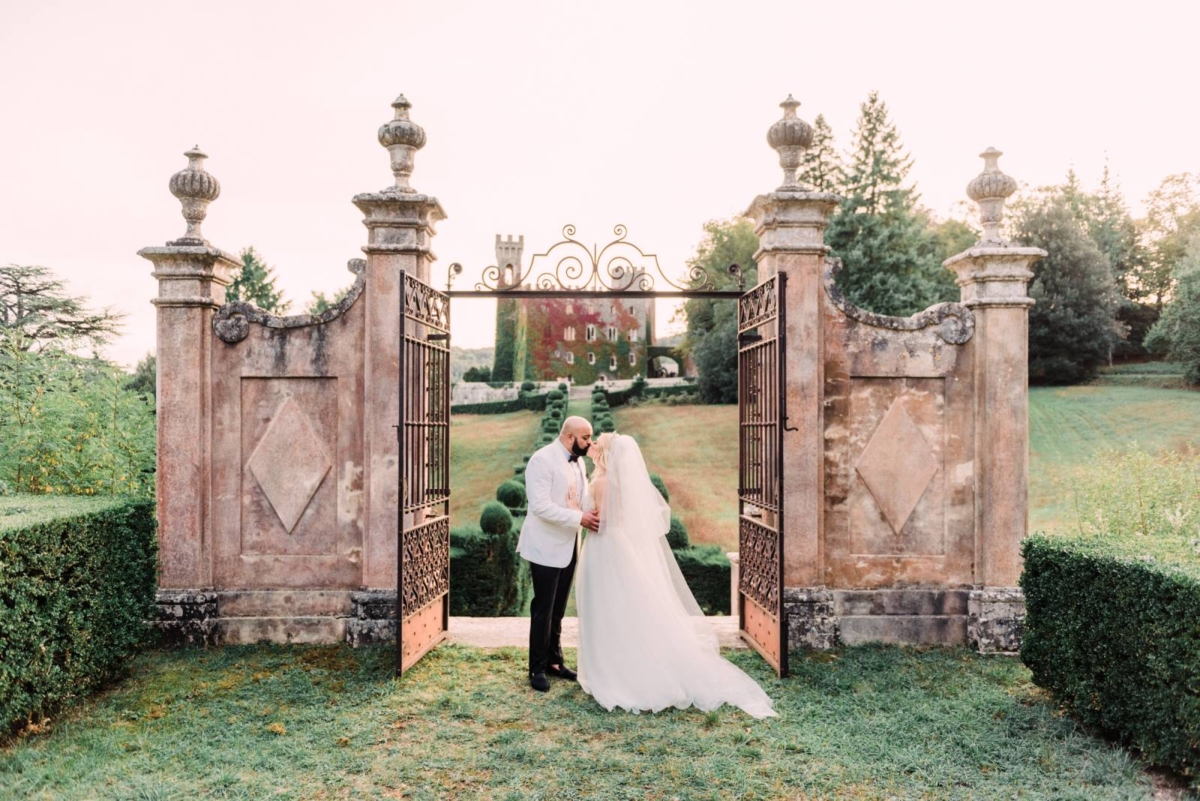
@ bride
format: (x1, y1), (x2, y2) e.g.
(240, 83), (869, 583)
(572, 432), (777, 719)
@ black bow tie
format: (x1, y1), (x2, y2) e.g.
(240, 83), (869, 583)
(568, 454), (580, 463)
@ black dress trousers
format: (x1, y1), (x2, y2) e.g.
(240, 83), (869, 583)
(528, 541), (578, 674)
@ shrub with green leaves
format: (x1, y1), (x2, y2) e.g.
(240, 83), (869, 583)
(449, 522), (526, 616)
(520, 381), (536, 392)
(557, 382), (568, 391)
(673, 545), (730, 615)
(1, 495), (157, 735)
(480, 500), (514, 536)
(0, 341), (155, 497)
(546, 390), (564, 402)
(666, 514), (689, 549)
(649, 473), (670, 502)
(1022, 447), (1200, 785)
(496, 480), (526, 511)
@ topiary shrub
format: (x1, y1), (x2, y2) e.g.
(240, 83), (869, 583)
(520, 381), (536, 392)
(547, 390), (564, 401)
(449, 522), (527, 616)
(496, 480), (526, 511)
(480, 501), (514, 537)
(1, 496), (157, 735)
(666, 514), (689, 549)
(673, 545), (731, 615)
(598, 418), (616, 433)
(548, 408), (562, 420)
(650, 473), (669, 501)
(558, 382), (568, 391)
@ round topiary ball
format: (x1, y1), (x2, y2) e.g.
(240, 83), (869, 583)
(480, 501), (514, 536)
(650, 473), (669, 501)
(599, 419), (616, 433)
(548, 408), (562, 420)
(547, 390), (564, 401)
(558, 383), (568, 391)
(666, 514), (689, 549)
(496, 480), (526, 510)
(520, 381), (536, 393)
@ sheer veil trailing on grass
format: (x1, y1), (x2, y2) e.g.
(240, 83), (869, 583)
(576, 434), (777, 719)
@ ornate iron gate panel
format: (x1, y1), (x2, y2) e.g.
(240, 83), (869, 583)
(397, 270), (452, 676)
(737, 272), (788, 677)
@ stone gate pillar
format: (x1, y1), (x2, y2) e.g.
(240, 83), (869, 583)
(745, 97), (839, 638)
(354, 95), (446, 589)
(944, 149), (1045, 652)
(139, 147), (237, 638)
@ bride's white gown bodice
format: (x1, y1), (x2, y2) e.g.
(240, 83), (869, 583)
(575, 438), (777, 719)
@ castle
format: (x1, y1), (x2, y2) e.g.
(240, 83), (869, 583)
(490, 234), (657, 384)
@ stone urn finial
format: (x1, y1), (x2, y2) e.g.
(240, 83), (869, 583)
(168, 145), (221, 244)
(967, 147), (1018, 245)
(767, 94), (814, 190)
(378, 93), (427, 193)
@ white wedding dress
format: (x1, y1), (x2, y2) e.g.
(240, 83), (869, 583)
(575, 435), (777, 719)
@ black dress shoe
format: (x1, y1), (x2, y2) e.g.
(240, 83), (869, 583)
(547, 664), (577, 681)
(530, 672), (550, 692)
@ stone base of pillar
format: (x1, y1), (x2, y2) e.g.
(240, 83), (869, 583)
(967, 588), (1025, 654)
(784, 588), (839, 650)
(153, 590), (218, 646)
(346, 590), (397, 647)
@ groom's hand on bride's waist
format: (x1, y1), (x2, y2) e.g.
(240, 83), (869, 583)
(581, 510), (600, 531)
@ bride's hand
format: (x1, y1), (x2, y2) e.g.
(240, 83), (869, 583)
(566, 486), (581, 511)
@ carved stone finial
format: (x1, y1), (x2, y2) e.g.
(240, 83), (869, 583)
(377, 93), (427, 193)
(966, 147), (1018, 245)
(767, 94), (814, 190)
(168, 146), (221, 244)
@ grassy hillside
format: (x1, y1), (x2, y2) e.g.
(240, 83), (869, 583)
(449, 409), (540, 530)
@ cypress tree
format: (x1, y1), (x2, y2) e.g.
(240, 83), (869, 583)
(797, 114), (839, 192)
(227, 247), (289, 313)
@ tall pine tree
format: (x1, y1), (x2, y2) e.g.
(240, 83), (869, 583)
(825, 92), (955, 316)
(797, 114), (839, 192)
(1145, 233), (1200, 385)
(227, 247), (289, 313)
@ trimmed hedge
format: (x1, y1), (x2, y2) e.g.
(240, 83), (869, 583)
(496, 480), (526, 511)
(449, 521), (527, 616)
(1, 495), (157, 735)
(451, 391), (549, 415)
(650, 473), (670, 501)
(667, 514), (689, 549)
(1022, 534), (1200, 784)
(674, 544), (731, 616)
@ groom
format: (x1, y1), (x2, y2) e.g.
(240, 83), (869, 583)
(518, 415), (600, 692)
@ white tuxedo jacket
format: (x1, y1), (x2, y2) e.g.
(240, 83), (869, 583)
(518, 441), (589, 568)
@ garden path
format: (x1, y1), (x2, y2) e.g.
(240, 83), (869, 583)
(448, 616), (746, 649)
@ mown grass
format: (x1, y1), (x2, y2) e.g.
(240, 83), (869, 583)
(1029, 385), (1200, 532)
(0, 643), (1160, 800)
(449, 409), (540, 531)
(614, 403), (739, 551)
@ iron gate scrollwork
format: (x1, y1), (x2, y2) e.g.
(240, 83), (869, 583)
(397, 270), (451, 676)
(737, 272), (788, 677)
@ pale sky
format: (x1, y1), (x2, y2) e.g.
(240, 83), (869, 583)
(1, 0), (1195, 367)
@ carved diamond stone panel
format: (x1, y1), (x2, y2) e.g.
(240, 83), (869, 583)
(247, 396), (333, 533)
(854, 399), (938, 535)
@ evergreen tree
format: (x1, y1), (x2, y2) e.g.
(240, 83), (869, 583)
(1145, 233), (1200, 385)
(825, 92), (955, 316)
(797, 114), (839, 192)
(125, 352), (156, 401)
(1013, 196), (1120, 384)
(0, 264), (124, 352)
(227, 247), (289, 313)
(491, 299), (518, 381)
(305, 285), (351, 315)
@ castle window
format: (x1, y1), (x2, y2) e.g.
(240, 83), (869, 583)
(564, 326), (575, 342)
(629, 304), (635, 314)
(587, 352), (596, 365)
(606, 325), (617, 340)
(566, 303), (574, 314)
(586, 325), (596, 342)
(629, 328), (638, 342)
(566, 352), (574, 365)
(609, 354), (618, 370)
(629, 352), (637, 366)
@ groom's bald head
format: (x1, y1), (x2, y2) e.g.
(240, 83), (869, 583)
(559, 416), (593, 456)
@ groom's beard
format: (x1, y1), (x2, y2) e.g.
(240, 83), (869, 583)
(571, 440), (590, 457)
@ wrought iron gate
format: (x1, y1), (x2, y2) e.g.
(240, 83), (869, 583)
(397, 270), (452, 676)
(737, 273), (788, 677)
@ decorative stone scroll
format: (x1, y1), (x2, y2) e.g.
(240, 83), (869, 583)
(213, 259), (366, 343)
(823, 258), (975, 345)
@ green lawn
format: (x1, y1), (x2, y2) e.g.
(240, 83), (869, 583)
(1029, 385), (1200, 532)
(0, 644), (1162, 800)
(449, 409), (540, 531)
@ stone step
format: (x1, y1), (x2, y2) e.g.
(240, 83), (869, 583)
(837, 615), (967, 646)
(217, 616), (347, 645)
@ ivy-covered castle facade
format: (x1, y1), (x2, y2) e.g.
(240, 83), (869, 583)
(490, 235), (654, 384)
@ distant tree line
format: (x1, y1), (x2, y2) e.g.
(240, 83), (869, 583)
(679, 92), (1200, 395)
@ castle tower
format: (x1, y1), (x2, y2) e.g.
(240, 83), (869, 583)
(495, 234), (524, 289)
